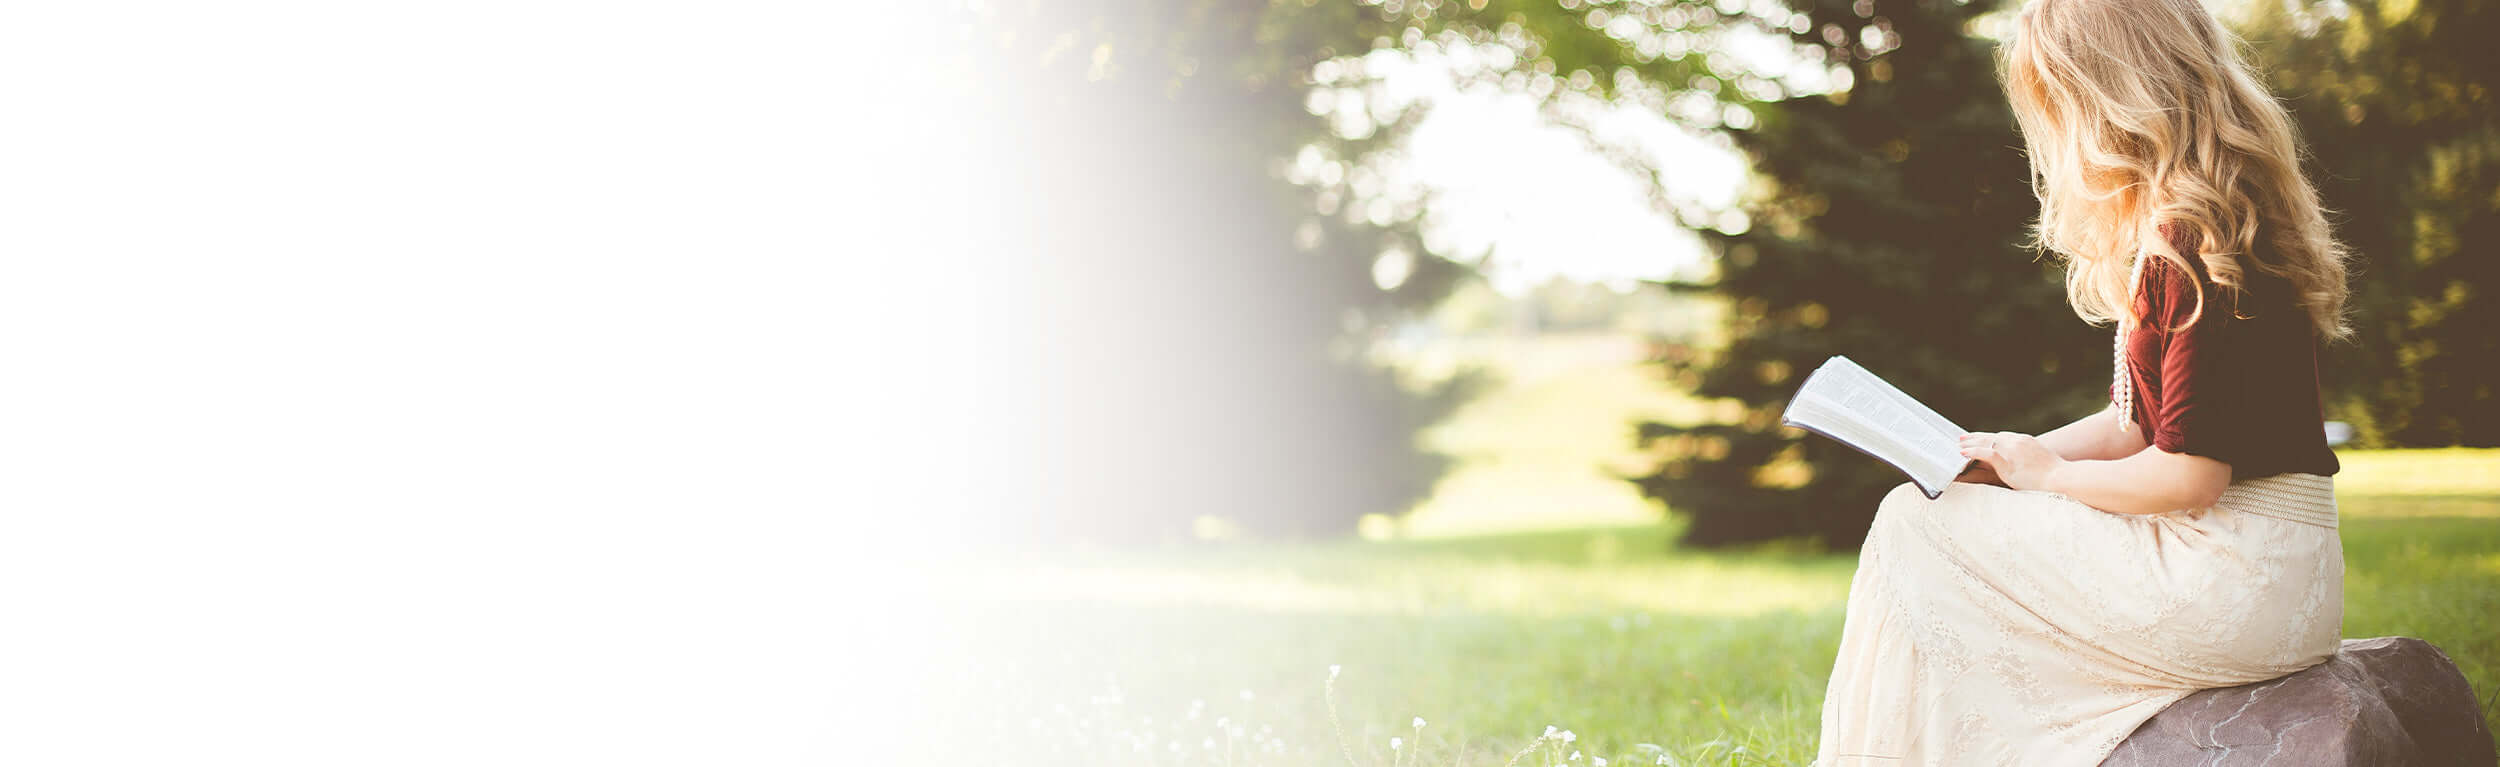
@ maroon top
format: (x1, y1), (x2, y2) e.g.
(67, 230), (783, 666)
(2118, 229), (2339, 478)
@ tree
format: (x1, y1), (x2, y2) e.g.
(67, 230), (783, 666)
(2239, 0), (2500, 447)
(1619, 0), (2106, 548)
(1301, 0), (2105, 548)
(957, 0), (1475, 542)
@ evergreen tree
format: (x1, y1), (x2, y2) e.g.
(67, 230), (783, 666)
(1361, 0), (2109, 547)
(1622, 0), (2106, 548)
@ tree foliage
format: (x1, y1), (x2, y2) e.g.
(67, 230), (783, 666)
(2241, 0), (2500, 447)
(951, 0), (2498, 546)
(1387, 0), (2101, 547)
(1625, 0), (2104, 548)
(959, 0), (1472, 543)
(1378, 0), (2500, 547)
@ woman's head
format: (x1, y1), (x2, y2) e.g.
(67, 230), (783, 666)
(2003, 0), (2348, 338)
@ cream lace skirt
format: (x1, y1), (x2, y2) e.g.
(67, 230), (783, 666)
(1815, 474), (2343, 765)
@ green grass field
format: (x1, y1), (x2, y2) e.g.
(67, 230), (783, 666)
(936, 340), (2500, 765)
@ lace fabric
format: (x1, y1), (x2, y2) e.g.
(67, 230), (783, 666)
(1815, 475), (2343, 765)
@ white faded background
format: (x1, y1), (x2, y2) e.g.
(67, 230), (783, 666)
(0, 1), (1769, 762)
(0, 2), (965, 763)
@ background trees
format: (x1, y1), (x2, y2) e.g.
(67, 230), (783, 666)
(1414, 0), (2500, 548)
(960, 1), (1472, 542)
(2242, 0), (2500, 448)
(1625, 0), (2103, 548)
(956, 0), (2500, 548)
(1413, 0), (2104, 547)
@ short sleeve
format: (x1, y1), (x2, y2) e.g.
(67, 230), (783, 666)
(2143, 255), (2240, 461)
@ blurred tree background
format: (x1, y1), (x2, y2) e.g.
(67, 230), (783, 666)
(2241, 0), (2500, 448)
(959, 0), (1475, 543)
(1382, 0), (2499, 548)
(1614, 0), (2106, 548)
(958, 0), (2499, 549)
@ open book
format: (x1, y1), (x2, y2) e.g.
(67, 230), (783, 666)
(1779, 356), (1974, 499)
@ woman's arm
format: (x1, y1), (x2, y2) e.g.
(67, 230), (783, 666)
(1960, 431), (2232, 515)
(2044, 447), (2231, 514)
(1952, 406), (2148, 485)
(2034, 405), (2149, 462)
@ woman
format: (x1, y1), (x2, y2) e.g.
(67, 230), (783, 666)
(1813, 0), (2352, 763)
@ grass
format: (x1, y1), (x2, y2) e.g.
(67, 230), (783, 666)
(1393, 333), (1720, 537)
(933, 337), (2500, 765)
(941, 526), (1850, 765)
(939, 479), (2500, 765)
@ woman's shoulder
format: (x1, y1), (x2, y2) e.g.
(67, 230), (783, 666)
(2134, 246), (2211, 327)
(2152, 222), (2217, 282)
(2142, 225), (2303, 332)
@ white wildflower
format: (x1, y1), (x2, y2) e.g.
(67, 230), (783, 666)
(1329, 664), (1341, 680)
(1595, 759), (1608, 767)
(1562, 730), (1578, 743)
(1413, 716), (1427, 729)
(1391, 737), (1404, 751)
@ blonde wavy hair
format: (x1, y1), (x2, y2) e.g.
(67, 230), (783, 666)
(2002, 0), (2350, 339)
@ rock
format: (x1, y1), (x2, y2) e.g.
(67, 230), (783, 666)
(2104, 637), (2497, 766)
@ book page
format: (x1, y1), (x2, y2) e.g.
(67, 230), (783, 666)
(1778, 357), (1971, 497)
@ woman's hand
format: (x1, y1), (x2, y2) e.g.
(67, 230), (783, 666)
(1958, 431), (2066, 492)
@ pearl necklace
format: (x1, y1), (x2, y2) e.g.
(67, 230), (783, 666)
(2113, 250), (2149, 433)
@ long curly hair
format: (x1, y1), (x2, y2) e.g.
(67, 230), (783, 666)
(2001, 0), (2350, 338)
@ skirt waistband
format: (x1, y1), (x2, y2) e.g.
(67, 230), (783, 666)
(2214, 472), (2337, 529)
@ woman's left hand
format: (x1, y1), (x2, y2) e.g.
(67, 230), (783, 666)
(1958, 431), (2065, 492)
